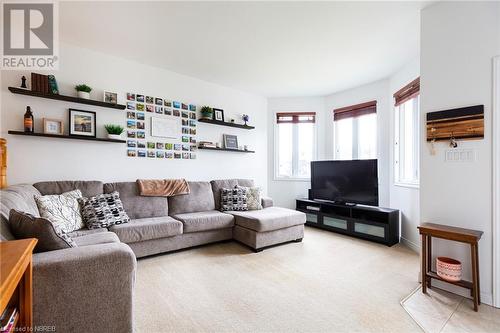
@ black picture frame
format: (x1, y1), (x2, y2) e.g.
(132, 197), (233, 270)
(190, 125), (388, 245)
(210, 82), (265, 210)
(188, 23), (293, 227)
(223, 134), (238, 150)
(69, 108), (96, 138)
(213, 108), (224, 122)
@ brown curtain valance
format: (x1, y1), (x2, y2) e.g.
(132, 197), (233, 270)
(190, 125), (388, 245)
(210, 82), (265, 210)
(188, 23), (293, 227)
(333, 100), (377, 121)
(276, 112), (316, 124)
(394, 77), (420, 106)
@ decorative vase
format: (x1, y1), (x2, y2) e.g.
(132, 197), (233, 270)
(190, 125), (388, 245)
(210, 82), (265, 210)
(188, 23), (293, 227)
(107, 134), (122, 140)
(201, 112), (212, 120)
(78, 91), (90, 99)
(436, 257), (462, 282)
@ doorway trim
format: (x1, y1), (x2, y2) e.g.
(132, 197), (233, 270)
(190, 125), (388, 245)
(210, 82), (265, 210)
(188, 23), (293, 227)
(493, 56), (500, 308)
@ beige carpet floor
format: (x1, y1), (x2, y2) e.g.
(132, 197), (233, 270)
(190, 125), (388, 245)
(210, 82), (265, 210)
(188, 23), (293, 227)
(135, 227), (421, 332)
(401, 286), (500, 333)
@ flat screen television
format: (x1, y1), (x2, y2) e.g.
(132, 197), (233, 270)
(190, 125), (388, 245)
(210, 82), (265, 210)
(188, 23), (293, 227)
(311, 159), (378, 206)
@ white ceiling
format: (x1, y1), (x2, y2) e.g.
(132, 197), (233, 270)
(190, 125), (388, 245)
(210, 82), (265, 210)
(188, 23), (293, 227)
(60, 1), (424, 97)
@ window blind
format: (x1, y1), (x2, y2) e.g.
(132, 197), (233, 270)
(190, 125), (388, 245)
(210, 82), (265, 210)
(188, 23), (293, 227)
(394, 77), (420, 106)
(333, 100), (377, 121)
(276, 112), (316, 124)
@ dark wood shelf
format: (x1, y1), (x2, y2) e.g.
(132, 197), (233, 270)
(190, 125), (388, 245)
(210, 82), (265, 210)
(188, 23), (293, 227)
(8, 87), (126, 110)
(197, 118), (255, 129)
(426, 271), (473, 289)
(198, 146), (255, 153)
(8, 131), (126, 143)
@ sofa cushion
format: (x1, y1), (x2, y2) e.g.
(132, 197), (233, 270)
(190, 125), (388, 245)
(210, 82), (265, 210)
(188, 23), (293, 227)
(67, 228), (107, 238)
(34, 180), (103, 198)
(73, 231), (120, 247)
(168, 181), (215, 215)
(210, 179), (254, 210)
(237, 186), (263, 210)
(79, 191), (130, 229)
(109, 216), (182, 243)
(9, 209), (76, 252)
(103, 182), (168, 219)
(229, 207), (306, 232)
(0, 184), (42, 241)
(35, 189), (85, 233)
(172, 210), (234, 233)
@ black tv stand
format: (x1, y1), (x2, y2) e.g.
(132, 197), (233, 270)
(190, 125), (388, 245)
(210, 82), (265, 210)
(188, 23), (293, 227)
(296, 198), (399, 246)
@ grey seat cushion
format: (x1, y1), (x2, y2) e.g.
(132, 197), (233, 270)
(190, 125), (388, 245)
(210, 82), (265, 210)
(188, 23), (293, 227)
(67, 228), (107, 238)
(210, 179), (254, 210)
(103, 182), (168, 219)
(229, 207), (306, 232)
(0, 184), (41, 241)
(33, 181), (103, 198)
(168, 181), (215, 215)
(109, 216), (182, 243)
(73, 231), (121, 247)
(172, 210), (234, 233)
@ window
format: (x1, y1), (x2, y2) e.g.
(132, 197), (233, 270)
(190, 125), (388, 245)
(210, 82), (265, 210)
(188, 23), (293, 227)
(394, 78), (420, 186)
(334, 101), (377, 160)
(275, 112), (316, 179)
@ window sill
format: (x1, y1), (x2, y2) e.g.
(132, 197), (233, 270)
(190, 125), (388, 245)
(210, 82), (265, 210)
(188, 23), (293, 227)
(273, 177), (311, 182)
(393, 182), (420, 189)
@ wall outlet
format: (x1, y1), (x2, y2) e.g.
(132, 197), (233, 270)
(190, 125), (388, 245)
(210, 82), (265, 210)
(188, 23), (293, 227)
(445, 149), (475, 162)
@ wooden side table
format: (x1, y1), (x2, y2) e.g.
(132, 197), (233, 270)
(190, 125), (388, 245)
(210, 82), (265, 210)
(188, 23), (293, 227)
(0, 239), (37, 332)
(417, 223), (483, 311)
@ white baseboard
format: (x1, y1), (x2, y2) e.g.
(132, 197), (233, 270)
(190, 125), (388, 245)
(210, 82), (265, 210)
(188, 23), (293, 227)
(401, 236), (419, 253)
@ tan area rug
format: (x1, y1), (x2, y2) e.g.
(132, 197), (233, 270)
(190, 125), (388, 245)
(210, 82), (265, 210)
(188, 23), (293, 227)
(401, 286), (500, 333)
(135, 227), (421, 332)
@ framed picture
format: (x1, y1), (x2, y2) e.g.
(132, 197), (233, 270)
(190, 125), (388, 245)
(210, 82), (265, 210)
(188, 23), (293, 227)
(223, 134), (238, 150)
(69, 109), (96, 137)
(151, 117), (179, 139)
(104, 91), (118, 104)
(43, 118), (63, 135)
(213, 108), (224, 122)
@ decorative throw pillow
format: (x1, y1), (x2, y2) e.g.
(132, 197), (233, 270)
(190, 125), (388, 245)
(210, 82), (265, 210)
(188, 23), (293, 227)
(35, 189), (85, 233)
(8, 209), (76, 253)
(220, 187), (248, 212)
(79, 191), (130, 229)
(237, 185), (263, 210)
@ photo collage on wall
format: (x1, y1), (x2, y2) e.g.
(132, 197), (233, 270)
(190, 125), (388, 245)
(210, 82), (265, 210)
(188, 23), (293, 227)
(125, 93), (197, 160)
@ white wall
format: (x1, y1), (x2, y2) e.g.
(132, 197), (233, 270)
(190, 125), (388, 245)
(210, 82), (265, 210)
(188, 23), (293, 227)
(388, 58), (421, 252)
(324, 79), (391, 207)
(420, 1), (500, 305)
(0, 44), (268, 191)
(267, 97), (325, 208)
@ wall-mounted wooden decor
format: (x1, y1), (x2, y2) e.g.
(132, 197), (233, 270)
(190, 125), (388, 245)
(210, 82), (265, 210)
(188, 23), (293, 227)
(426, 105), (484, 142)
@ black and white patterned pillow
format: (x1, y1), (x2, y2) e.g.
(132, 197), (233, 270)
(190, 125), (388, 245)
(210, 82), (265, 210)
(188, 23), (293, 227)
(79, 191), (130, 229)
(220, 187), (248, 212)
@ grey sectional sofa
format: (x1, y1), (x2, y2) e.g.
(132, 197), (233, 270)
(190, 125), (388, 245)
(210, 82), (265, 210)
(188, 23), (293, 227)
(0, 178), (305, 333)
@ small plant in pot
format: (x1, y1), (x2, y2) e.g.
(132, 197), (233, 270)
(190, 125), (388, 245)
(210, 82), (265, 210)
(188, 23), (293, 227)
(75, 84), (92, 99)
(104, 124), (124, 140)
(200, 106), (213, 120)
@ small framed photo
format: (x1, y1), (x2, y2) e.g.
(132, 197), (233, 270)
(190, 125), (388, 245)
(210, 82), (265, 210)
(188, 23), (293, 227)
(126, 93), (136, 101)
(136, 94), (145, 103)
(223, 134), (238, 150)
(43, 118), (63, 135)
(105, 91), (118, 104)
(213, 108), (224, 122)
(155, 98), (163, 106)
(146, 96), (154, 104)
(69, 109), (96, 137)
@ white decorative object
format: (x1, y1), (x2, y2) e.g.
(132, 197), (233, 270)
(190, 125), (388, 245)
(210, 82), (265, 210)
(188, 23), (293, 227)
(78, 91), (90, 99)
(108, 134), (122, 140)
(151, 116), (179, 139)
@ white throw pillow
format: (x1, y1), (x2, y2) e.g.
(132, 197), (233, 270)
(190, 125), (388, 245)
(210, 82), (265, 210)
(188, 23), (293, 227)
(35, 189), (85, 233)
(237, 185), (263, 210)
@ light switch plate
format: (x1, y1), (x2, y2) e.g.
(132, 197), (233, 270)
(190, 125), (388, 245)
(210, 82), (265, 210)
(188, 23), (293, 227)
(445, 149), (475, 162)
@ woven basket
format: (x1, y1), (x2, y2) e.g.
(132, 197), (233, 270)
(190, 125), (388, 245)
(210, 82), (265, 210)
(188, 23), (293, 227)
(436, 257), (462, 282)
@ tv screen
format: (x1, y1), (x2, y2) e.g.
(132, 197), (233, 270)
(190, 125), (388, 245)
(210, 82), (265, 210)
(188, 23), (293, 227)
(311, 159), (378, 206)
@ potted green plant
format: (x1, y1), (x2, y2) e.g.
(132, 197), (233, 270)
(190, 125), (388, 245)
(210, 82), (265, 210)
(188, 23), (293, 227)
(104, 124), (124, 140)
(200, 106), (213, 120)
(75, 84), (92, 99)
